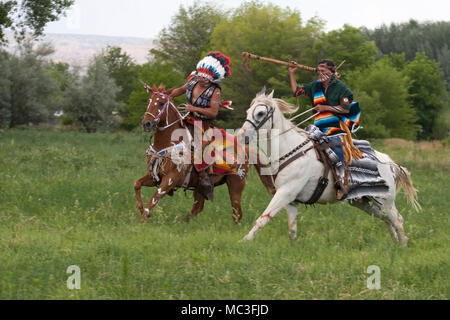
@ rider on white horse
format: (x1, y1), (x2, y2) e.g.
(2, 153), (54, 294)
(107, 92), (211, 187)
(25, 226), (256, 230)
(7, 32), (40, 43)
(289, 59), (361, 200)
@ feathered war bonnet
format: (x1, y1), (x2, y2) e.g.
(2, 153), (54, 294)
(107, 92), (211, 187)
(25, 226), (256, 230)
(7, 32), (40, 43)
(190, 51), (231, 83)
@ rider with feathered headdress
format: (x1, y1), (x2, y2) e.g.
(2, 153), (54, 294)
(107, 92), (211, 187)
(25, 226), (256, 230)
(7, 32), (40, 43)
(169, 51), (232, 201)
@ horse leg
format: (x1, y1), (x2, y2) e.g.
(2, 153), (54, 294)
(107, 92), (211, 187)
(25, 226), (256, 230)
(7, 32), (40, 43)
(141, 174), (182, 222)
(184, 190), (205, 222)
(286, 203), (299, 240)
(385, 203), (409, 246)
(349, 198), (407, 245)
(243, 185), (298, 241)
(134, 173), (155, 216)
(226, 174), (247, 224)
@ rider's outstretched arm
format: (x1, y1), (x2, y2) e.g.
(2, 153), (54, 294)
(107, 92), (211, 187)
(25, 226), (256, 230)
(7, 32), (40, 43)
(169, 83), (188, 99)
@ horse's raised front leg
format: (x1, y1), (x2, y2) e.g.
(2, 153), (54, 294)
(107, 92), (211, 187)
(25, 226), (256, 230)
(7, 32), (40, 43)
(141, 174), (182, 222)
(134, 173), (155, 216)
(243, 184), (299, 241)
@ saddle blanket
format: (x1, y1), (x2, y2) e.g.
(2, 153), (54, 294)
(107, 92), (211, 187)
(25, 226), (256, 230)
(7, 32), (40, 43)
(345, 140), (389, 200)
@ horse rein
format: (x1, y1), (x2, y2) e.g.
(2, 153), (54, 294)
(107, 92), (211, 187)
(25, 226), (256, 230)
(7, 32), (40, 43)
(246, 102), (313, 181)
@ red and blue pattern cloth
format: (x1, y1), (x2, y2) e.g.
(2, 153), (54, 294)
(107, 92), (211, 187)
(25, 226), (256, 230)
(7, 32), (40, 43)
(186, 116), (242, 175)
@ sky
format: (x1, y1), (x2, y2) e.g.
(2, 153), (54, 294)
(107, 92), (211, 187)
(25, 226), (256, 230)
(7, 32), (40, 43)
(44, 0), (450, 39)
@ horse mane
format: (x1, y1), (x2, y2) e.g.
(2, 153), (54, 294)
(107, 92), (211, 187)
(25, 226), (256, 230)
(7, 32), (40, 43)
(273, 98), (298, 115)
(251, 96), (298, 115)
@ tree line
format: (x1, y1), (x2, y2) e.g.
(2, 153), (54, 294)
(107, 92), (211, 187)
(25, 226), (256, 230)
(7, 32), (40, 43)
(0, 1), (448, 140)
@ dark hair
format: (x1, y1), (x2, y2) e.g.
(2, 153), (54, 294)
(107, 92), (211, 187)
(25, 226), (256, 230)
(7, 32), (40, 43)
(318, 59), (336, 73)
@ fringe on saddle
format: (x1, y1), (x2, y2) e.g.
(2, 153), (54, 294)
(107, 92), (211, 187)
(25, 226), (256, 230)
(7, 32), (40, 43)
(340, 120), (363, 164)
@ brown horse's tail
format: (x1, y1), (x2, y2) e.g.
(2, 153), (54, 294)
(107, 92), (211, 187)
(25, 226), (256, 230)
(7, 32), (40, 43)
(246, 146), (277, 195)
(394, 164), (421, 212)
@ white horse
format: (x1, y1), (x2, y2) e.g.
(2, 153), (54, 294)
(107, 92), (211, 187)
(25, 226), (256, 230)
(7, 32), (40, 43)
(238, 89), (421, 246)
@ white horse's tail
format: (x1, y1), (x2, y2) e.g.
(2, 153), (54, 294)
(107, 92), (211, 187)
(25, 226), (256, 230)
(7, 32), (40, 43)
(394, 164), (422, 212)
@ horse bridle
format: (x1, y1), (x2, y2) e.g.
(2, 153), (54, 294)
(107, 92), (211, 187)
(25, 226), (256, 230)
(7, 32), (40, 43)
(245, 104), (275, 131)
(145, 93), (186, 130)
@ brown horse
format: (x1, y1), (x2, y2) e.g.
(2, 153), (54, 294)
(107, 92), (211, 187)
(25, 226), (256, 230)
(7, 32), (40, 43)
(134, 84), (268, 223)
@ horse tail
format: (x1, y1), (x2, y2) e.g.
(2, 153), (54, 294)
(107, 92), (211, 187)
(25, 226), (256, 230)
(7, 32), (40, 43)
(246, 146), (277, 195)
(394, 164), (421, 212)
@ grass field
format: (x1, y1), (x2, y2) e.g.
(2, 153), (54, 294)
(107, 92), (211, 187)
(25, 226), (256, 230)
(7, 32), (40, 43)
(0, 128), (448, 299)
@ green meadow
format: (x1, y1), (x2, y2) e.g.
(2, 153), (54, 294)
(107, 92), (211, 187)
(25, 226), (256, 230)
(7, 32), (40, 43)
(0, 128), (448, 299)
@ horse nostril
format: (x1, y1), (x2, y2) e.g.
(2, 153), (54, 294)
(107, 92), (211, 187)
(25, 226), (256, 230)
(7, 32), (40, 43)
(244, 136), (250, 145)
(143, 121), (152, 130)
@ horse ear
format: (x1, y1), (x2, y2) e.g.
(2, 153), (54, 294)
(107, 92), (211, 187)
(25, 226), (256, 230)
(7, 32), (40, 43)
(140, 80), (152, 93)
(256, 86), (266, 97)
(267, 90), (274, 99)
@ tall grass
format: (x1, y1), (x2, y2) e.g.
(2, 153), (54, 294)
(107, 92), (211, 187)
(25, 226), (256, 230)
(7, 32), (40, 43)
(0, 128), (448, 299)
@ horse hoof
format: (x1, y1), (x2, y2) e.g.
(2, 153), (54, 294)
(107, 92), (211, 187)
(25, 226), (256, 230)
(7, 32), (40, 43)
(145, 208), (151, 219)
(400, 236), (409, 247)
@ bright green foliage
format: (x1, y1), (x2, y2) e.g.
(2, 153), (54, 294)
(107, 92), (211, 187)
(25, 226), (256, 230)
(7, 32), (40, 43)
(347, 58), (420, 140)
(208, 2), (324, 128)
(63, 56), (123, 132)
(150, 1), (224, 76)
(317, 25), (378, 79)
(122, 61), (185, 130)
(352, 90), (389, 139)
(403, 53), (447, 139)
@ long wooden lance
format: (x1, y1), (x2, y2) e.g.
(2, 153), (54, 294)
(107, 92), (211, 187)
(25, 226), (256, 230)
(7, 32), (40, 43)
(242, 52), (317, 73)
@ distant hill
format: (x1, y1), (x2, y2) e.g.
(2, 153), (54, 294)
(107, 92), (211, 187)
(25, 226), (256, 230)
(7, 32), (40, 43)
(6, 33), (155, 67)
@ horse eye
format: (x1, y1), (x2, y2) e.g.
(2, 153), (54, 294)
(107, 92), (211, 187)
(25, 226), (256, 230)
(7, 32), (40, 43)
(257, 111), (265, 117)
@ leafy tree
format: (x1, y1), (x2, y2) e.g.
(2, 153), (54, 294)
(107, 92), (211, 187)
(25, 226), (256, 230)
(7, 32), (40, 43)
(403, 52), (447, 139)
(101, 46), (138, 106)
(0, 50), (11, 127)
(150, 1), (224, 76)
(351, 90), (389, 139)
(432, 100), (450, 139)
(316, 25), (378, 78)
(6, 40), (59, 127)
(46, 61), (80, 118)
(122, 61), (185, 130)
(208, 2), (324, 128)
(0, 0), (74, 44)
(63, 55), (123, 132)
(364, 20), (450, 89)
(347, 58), (420, 140)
